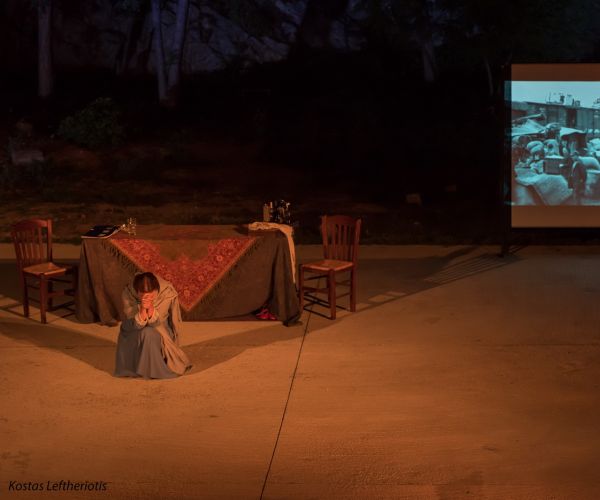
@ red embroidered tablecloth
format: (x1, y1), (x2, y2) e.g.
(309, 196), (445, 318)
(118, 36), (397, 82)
(108, 237), (255, 311)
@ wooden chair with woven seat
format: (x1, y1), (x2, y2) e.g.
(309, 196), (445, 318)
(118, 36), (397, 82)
(299, 215), (361, 320)
(10, 219), (77, 324)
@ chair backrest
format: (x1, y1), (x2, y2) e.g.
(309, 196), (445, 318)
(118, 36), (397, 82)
(10, 219), (53, 271)
(320, 215), (361, 264)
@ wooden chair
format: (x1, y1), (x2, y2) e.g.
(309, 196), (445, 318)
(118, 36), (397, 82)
(10, 219), (77, 324)
(299, 215), (361, 320)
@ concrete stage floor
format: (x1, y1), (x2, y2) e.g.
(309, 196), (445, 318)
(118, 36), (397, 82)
(1, 244), (600, 499)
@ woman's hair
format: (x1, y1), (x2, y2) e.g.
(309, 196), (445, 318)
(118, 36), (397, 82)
(133, 272), (160, 294)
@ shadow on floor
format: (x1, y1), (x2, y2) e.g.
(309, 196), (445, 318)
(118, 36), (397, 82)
(0, 248), (521, 375)
(184, 322), (305, 374)
(302, 247), (522, 321)
(0, 313), (305, 377)
(0, 316), (117, 374)
(0, 260), (306, 376)
(0, 261), (21, 302)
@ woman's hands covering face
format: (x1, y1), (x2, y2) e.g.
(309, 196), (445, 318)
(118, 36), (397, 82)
(138, 290), (158, 320)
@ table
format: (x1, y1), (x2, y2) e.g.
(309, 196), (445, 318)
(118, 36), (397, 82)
(75, 225), (300, 326)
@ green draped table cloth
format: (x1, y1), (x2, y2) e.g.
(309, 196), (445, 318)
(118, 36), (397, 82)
(75, 224), (300, 326)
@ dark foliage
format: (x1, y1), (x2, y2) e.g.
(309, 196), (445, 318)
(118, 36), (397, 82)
(57, 97), (125, 149)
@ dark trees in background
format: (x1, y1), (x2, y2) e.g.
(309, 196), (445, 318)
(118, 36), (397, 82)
(165, 0), (190, 106)
(4, 0), (600, 114)
(99, 0), (191, 106)
(363, 0), (445, 84)
(391, 0), (440, 83)
(37, 0), (53, 98)
(21, 1), (600, 96)
(412, 1), (438, 84)
(440, 0), (600, 99)
(150, 0), (167, 101)
(150, 0), (190, 107)
(115, 0), (151, 76)
(296, 0), (351, 49)
(363, 0), (600, 94)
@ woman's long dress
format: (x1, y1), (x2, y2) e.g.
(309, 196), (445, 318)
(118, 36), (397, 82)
(114, 276), (191, 379)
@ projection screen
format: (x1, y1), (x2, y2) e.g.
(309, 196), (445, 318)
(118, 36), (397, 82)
(509, 64), (600, 227)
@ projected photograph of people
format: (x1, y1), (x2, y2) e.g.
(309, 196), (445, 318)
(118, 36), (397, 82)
(511, 81), (600, 206)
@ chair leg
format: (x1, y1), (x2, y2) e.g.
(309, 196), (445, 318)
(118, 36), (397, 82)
(350, 268), (356, 312)
(299, 266), (304, 311)
(329, 269), (336, 320)
(40, 276), (48, 324)
(47, 280), (53, 312)
(21, 276), (30, 318)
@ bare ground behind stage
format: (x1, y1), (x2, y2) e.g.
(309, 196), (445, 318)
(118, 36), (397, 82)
(0, 132), (495, 245)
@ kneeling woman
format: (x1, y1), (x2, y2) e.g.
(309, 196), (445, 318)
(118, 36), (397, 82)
(115, 272), (192, 379)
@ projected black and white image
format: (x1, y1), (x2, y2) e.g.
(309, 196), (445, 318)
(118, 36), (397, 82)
(511, 82), (600, 206)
